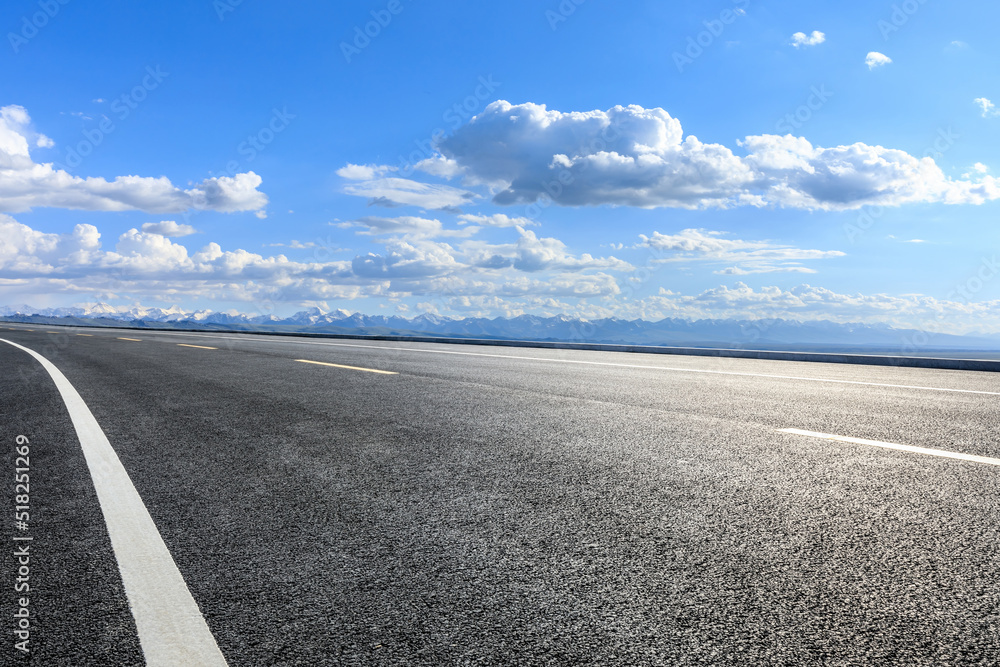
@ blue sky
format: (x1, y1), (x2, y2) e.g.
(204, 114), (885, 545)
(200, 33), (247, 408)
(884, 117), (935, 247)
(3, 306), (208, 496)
(3, 0), (1000, 333)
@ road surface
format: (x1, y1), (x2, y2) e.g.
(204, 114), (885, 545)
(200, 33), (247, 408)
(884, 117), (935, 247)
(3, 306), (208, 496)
(2, 324), (999, 665)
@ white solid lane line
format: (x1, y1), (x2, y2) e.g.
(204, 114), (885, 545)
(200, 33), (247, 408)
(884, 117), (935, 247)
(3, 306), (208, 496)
(779, 428), (1000, 467)
(0, 339), (228, 666)
(141, 331), (1000, 397)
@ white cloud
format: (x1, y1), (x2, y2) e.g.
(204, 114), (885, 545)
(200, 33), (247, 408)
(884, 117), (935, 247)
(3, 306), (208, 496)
(414, 156), (465, 179)
(639, 228), (843, 274)
(457, 213), (538, 228)
(974, 97), (999, 118)
(511, 228), (632, 273)
(5, 211), (1000, 334)
(0, 203), (619, 303)
(0, 105), (268, 214)
(141, 221), (198, 237)
(421, 273), (622, 300)
(791, 31), (825, 48)
(335, 163), (396, 180)
(714, 265), (817, 275)
(420, 101), (1000, 212)
(266, 240), (335, 250)
(458, 227), (632, 274)
(625, 282), (1000, 334)
(342, 176), (477, 211)
(0, 105), (52, 154)
(438, 101), (754, 209)
(351, 238), (464, 280)
(740, 133), (1000, 210)
(866, 52), (892, 69)
(344, 215), (479, 239)
(0, 214), (102, 274)
(0, 213), (372, 306)
(497, 273), (620, 298)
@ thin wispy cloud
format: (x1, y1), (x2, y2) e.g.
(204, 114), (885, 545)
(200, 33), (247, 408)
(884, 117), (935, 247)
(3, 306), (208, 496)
(638, 228), (843, 275)
(975, 97), (999, 117)
(141, 221), (198, 237)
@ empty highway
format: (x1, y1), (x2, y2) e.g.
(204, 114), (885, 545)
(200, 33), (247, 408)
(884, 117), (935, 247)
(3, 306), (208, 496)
(2, 323), (999, 665)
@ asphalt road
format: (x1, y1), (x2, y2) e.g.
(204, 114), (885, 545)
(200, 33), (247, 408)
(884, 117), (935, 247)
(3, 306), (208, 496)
(2, 323), (1000, 666)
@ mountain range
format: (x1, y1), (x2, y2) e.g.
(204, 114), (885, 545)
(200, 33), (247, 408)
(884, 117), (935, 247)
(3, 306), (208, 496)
(2, 302), (999, 354)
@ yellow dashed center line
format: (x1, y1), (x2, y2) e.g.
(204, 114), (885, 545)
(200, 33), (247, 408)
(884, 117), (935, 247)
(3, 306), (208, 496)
(177, 344), (217, 350)
(117, 337), (143, 342)
(295, 359), (397, 375)
(76, 334), (93, 336)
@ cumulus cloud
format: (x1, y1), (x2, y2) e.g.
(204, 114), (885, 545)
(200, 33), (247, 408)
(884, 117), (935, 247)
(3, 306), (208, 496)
(351, 238), (464, 280)
(141, 221), (198, 237)
(437, 101), (753, 209)
(511, 228), (633, 273)
(791, 31), (825, 48)
(0, 214), (102, 275)
(419, 101), (1000, 212)
(639, 228), (844, 274)
(975, 97), (999, 118)
(458, 227), (632, 274)
(0, 207), (640, 310)
(342, 221), (633, 296)
(8, 207), (1000, 332)
(0, 105), (53, 154)
(740, 133), (1000, 209)
(866, 52), (892, 69)
(0, 213), (367, 306)
(0, 105), (268, 214)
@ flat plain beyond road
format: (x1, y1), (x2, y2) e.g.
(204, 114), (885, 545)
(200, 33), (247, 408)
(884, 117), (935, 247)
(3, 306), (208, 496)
(2, 324), (999, 666)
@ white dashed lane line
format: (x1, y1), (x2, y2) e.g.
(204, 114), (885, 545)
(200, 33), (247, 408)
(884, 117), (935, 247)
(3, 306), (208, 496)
(780, 428), (1000, 467)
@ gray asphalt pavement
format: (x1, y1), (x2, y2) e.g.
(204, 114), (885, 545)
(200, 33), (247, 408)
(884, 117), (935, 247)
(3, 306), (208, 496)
(2, 323), (1000, 666)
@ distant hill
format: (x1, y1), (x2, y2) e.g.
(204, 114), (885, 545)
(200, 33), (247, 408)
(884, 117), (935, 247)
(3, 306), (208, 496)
(3, 302), (999, 355)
